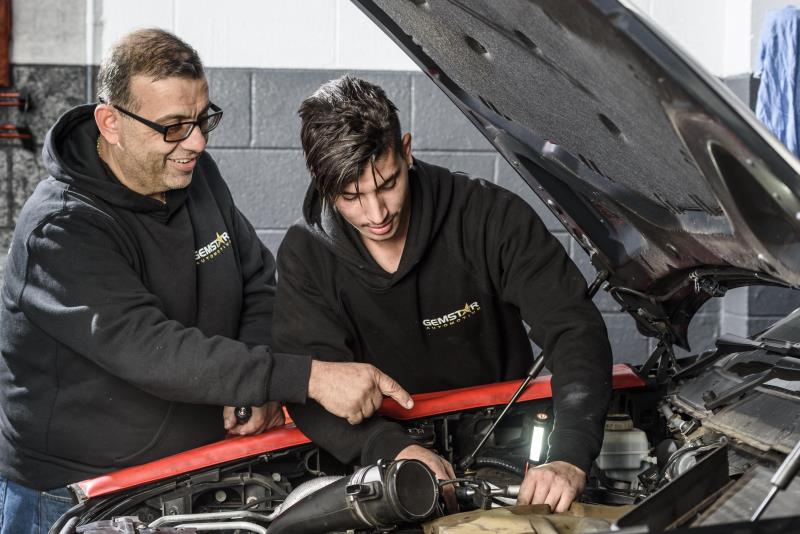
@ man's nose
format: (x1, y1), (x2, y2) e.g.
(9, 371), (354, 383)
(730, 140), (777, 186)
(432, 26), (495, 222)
(363, 192), (387, 223)
(179, 124), (207, 152)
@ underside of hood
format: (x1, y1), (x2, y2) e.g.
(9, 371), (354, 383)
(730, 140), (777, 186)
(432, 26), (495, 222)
(351, 0), (800, 348)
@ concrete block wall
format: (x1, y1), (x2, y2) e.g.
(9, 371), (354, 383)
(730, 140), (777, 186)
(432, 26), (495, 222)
(0, 64), (797, 366)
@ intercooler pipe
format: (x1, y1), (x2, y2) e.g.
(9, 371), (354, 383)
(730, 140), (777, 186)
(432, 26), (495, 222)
(266, 460), (439, 534)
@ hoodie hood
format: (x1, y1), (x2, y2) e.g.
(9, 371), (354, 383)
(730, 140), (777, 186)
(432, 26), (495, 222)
(300, 159), (454, 287)
(42, 104), (187, 218)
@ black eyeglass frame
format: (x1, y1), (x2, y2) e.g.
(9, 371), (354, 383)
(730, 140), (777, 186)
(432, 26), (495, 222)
(100, 99), (223, 142)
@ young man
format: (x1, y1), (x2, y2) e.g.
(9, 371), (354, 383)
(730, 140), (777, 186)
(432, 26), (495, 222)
(0, 33), (411, 534)
(273, 76), (614, 513)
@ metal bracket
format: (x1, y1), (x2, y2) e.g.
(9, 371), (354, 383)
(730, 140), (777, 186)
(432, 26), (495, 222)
(691, 272), (727, 298)
(639, 337), (677, 383)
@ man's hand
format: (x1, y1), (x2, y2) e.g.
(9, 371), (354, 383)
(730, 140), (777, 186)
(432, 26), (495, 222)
(395, 444), (458, 512)
(223, 401), (285, 435)
(307, 360), (413, 424)
(517, 461), (586, 513)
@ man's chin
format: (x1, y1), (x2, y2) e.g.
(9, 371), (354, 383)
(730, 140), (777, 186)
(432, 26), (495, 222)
(165, 173), (193, 191)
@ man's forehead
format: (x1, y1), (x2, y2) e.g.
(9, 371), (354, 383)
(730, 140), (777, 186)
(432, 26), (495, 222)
(129, 75), (209, 114)
(341, 162), (400, 194)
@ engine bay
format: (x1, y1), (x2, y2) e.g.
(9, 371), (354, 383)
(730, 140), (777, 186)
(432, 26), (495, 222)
(59, 359), (799, 534)
(54, 309), (800, 534)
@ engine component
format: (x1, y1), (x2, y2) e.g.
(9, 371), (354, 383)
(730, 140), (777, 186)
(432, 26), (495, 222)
(406, 422), (436, 446)
(596, 414), (651, 488)
(149, 511), (274, 529)
(454, 480), (520, 509)
(266, 459), (439, 534)
(659, 403), (699, 436)
(661, 437), (726, 481)
(76, 516), (189, 533)
(615, 444), (729, 532)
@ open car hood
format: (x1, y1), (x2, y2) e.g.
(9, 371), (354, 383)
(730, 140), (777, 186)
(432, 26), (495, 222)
(351, 0), (800, 348)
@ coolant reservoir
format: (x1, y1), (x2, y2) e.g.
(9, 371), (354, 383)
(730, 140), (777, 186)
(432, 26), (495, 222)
(596, 414), (650, 486)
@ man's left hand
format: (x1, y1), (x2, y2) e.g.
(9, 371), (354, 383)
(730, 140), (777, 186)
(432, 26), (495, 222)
(223, 402), (285, 435)
(516, 461), (586, 513)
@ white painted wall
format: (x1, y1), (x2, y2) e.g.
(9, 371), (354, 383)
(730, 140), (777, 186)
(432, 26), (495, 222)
(9, 0), (792, 76)
(627, 0), (753, 77)
(13, 0), (417, 70)
(12, 0), (86, 64)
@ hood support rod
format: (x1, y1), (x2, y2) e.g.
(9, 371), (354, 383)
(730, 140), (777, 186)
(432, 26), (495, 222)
(458, 354), (547, 472)
(459, 270), (611, 471)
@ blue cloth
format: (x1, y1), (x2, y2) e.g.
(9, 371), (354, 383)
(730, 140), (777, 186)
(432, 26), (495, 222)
(0, 476), (73, 534)
(756, 6), (800, 156)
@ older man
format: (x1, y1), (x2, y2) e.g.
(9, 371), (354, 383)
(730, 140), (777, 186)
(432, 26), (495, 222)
(0, 31), (411, 534)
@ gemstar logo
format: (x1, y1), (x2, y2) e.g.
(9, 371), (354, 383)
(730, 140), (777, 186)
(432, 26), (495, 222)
(423, 301), (481, 331)
(194, 232), (231, 264)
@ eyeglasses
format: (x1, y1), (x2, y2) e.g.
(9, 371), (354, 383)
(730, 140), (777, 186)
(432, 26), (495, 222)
(101, 100), (223, 142)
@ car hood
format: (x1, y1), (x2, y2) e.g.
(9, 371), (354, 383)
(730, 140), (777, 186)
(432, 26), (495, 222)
(352, 0), (800, 348)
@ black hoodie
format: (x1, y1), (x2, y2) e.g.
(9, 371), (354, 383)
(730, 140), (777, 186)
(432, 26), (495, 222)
(273, 159), (612, 475)
(0, 104), (311, 490)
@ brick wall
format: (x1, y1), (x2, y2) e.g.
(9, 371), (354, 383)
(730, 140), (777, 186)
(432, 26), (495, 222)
(1, 65), (796, 365)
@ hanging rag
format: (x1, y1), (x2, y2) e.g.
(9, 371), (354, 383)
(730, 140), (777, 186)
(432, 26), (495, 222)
(756, 6), (800, 157)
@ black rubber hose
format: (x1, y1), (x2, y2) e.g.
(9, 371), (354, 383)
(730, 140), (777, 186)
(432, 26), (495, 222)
(57, 517), (79, 534)
(473, 456), (526, 477)
(47, 502), (88, 534)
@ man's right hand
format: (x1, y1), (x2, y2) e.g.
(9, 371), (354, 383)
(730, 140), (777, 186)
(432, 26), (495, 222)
(307, 360), (413, 424)
(396, 444), (458, 512)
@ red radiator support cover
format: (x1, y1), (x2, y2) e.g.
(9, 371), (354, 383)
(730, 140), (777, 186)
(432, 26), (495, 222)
(73, 364), (644, 501)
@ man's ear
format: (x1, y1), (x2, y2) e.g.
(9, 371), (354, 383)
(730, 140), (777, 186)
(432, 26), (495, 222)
(401, 132), (413, 166)
(94, 104), (120, 144)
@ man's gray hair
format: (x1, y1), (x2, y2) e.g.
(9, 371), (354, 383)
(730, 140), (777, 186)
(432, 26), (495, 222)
(97, 28), (205, 111)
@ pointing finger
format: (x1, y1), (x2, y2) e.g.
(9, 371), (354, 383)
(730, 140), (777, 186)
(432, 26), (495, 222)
(377, 371), (413, 409)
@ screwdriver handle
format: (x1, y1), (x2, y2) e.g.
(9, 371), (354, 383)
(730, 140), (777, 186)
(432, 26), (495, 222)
(235, 406), (252, 425)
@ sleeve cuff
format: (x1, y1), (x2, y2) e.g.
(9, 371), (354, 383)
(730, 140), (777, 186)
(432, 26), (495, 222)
(546, 430), (596, 476)
(360, 423), (416, 465)
(266, 352), (313, 404)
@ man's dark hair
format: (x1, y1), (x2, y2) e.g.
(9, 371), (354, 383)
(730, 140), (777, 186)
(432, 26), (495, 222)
(97, 28), (205, 111)
(298, 76), (403, 203)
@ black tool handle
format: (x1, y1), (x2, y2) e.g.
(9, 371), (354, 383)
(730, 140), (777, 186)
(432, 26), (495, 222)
(235, 406), (252, 425)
